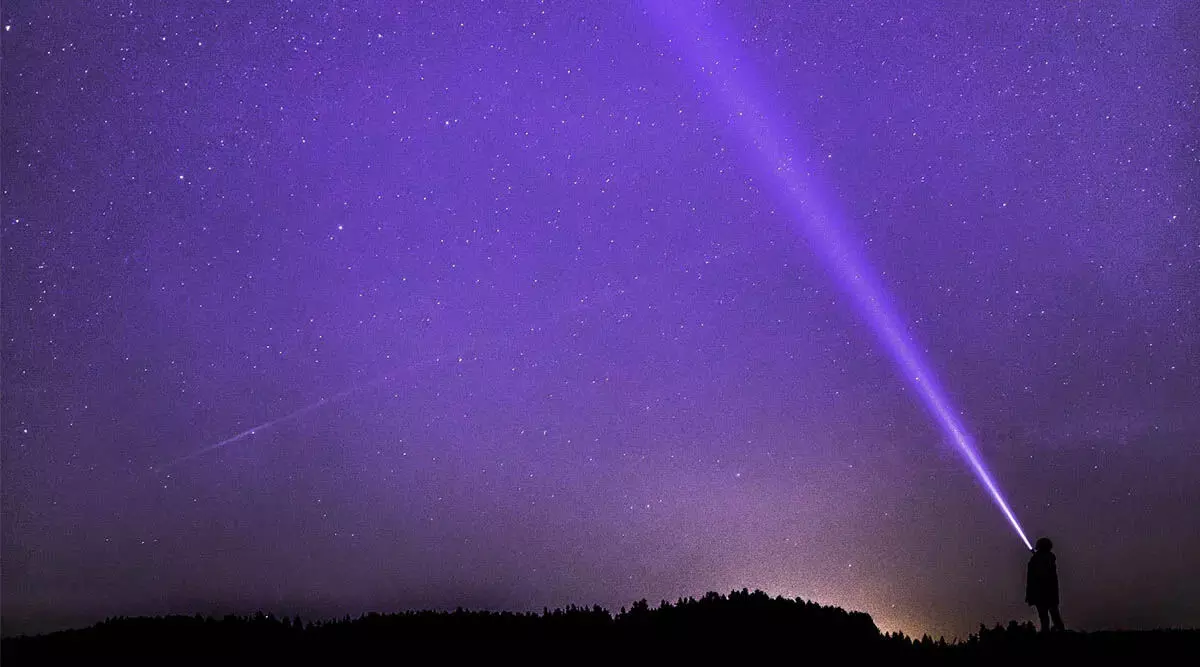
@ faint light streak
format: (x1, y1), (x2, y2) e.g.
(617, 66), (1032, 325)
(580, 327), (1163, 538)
(154, 240), (754, 473)
(154, 376), (391, 471)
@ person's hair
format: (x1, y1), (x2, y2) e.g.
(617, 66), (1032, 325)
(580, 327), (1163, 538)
(1035, 537), (1053, 552)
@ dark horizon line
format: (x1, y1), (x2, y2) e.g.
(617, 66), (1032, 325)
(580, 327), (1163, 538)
(4, 588), (1198, 641)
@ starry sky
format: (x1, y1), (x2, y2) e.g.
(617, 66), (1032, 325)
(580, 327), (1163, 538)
(3, 0), (1198, 639)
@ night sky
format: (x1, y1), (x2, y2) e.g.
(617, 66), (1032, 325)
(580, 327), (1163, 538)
(3, 0), (1198, 639)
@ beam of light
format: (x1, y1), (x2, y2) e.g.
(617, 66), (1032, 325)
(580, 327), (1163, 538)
(646, 1), (1032, 551)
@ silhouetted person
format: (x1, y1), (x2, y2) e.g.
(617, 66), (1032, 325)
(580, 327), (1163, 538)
(1026, 536), (1065, 632)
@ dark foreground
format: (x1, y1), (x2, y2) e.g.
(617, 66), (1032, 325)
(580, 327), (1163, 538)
(4, 590), (1197, 665)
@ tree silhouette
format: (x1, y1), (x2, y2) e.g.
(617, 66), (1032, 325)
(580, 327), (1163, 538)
(2, 590), (1196, 665)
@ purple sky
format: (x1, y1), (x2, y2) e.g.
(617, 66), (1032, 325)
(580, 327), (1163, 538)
(3, 0), (1198, 639)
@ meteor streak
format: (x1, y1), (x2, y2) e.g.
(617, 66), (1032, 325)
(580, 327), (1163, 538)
(154, 376), (393, 471)
(648, 1), (1032, 550)
(155, 241), (751, 472)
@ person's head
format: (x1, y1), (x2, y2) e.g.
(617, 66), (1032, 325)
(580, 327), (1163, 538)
(1035, 537), (1053, 552)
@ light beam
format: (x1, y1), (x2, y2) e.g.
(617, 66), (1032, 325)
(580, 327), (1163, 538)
(647, 1), (1032, 550)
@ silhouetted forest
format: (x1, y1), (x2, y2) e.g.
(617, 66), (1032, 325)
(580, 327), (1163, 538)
(3, 589), (1196, 664)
